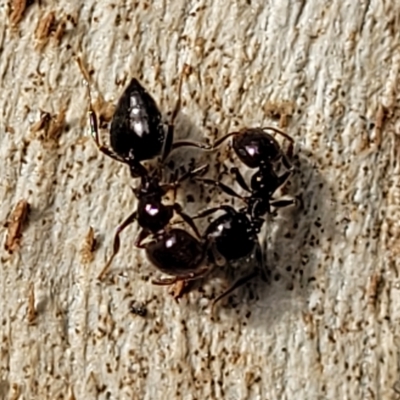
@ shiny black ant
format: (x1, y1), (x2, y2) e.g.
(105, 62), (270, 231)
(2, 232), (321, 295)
(200, 127), (296, 218)
(77, 60), (213, 281)
(78, 59), (210, 178)
(98, 164), (208, 280)
(142, 205), (267, 310)
(195, 204), (268, 306)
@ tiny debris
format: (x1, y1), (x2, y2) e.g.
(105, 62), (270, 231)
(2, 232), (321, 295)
(263, 100), (294, 128)
(35, 11), (56, 39)
(76, 57), (115, 129)
(76, 56), (92, 83)
(80, 226), (97, 264)
(169, 280), (193, 301)
(4, 199), (30, 253)
(5, 125), (15, 134)
(10, 0), (34, 26)
(373, 103), (386, 147)
(129, 301), (147, 317)
(35, 11), (71, 50)
(30, 110), (52, 134)
(367, 273), (383, 309)
(9, 383), (21, 400)
(27, 283), (37, 325)
(30, 107), (66, 145)
(53, 17), (67, 44)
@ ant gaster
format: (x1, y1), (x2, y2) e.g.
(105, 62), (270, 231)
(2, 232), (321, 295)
(78, 59), (210, 178)
(201, 127), (295, 218)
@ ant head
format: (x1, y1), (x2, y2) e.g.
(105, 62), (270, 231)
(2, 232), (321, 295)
(233, 128), (282, 168)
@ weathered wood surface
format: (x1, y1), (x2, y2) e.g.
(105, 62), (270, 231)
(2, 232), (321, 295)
(1, 1), (400, 399)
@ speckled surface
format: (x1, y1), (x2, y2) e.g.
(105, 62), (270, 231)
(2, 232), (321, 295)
(1, 1), (400, 399)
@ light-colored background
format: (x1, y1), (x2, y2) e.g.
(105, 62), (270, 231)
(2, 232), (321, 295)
(1, 1), (400, 399)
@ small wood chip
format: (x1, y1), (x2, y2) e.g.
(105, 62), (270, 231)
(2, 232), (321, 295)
(4, 199), (30, 253)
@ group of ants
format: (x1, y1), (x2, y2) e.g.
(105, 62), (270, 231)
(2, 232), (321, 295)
(81, 66), (296, 312)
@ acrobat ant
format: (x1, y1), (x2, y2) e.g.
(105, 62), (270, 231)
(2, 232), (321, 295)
(78, 59), (210, 178)
(149, 204), (268, 309)
(98, 164), (208, 280)
(192, 204), (268, 307)
(201, 127), (296, 218)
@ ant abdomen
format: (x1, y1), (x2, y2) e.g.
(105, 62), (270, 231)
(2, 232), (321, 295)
(232, 128), (282, 168)
(145, 228), (205, 277)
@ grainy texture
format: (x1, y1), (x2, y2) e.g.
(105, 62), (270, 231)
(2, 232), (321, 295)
(1, 1), (400, 399)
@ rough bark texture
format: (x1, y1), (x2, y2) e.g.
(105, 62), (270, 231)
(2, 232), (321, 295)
(1, 1), (400, 399)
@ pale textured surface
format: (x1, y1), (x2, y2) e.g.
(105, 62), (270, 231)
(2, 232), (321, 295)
(1, 1), (400, 399)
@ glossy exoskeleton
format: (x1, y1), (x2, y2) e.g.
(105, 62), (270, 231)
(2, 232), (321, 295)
(142, 205), (267, 308)
(194, 205), (268, 306)
(80, 63), (210, 178)
(145, 228), (210, 285)
(98, 165), (208, 280)
(202, 127), (295, 218)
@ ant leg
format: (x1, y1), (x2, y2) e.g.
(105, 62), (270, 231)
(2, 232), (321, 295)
(98, 211), (137, 280)
(281, 153), (293, 170)
(269, 198), (296, 208)
(261, 126), (294, 160)
(191, 205), (235, 220)
(165, 70), (210, 157)
(210, 131), (237, 149)
(152, 276), (179, 285)
(172, 204), (201, 239)
(134, 229), (151, 248)
(160, 164), (209, 193)
(255, 242), (269, 282)
(76, 58), (125, 164)
(162, 65), (211, 162)
(195, 177), (245, 200)
(261, 126), (294, 144)
(269, 170), (293, 194)
(230, 167), (251, 193)
(171, 140), (211, 151)
(161, 75), (181, 162)
(211, 269), (259, 313)
(87, 104), (125, 163)
(152, 265), (211, 285)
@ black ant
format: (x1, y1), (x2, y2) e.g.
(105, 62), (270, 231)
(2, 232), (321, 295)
(77, 59), (210, 178)
(98, 164), (208, 280)
(142, 206), (266, 310)
(200, 127), (296, 218)
(194, 204), (268, 307)
(76, 60), (214, 282)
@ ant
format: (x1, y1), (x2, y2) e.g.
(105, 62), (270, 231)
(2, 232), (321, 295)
(200, 127), (296, 218)
(76, 59), (214, 282)
(143, 206), (266, 311)
(98, 164), (208, 280)
(77, 58), (210, 178)
(194, 204), (268, 307)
